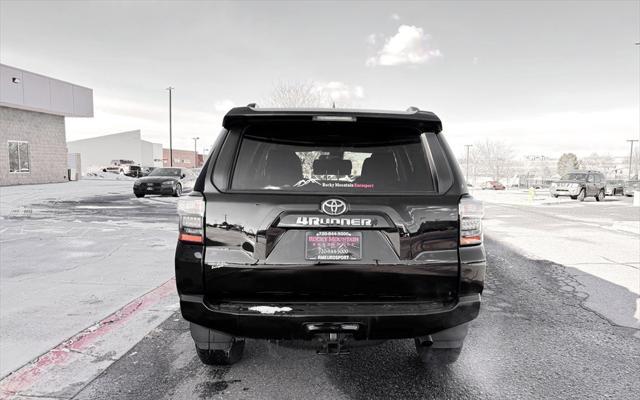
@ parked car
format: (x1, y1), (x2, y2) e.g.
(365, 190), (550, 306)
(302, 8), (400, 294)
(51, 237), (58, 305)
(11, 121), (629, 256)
(176, 106), (485, 366)
(103, 159), (141, 177)
(481, 181), (505, 190)
(549, 170), (606, 201)
(133, 167), (196, 197)
(623, 180), (639, 197)
(605, 180), (625, 196)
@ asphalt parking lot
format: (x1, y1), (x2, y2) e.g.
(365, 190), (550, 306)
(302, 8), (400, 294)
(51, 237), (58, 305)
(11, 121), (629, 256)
(1, 183), (638, 399)
(73, 238), (640, 400)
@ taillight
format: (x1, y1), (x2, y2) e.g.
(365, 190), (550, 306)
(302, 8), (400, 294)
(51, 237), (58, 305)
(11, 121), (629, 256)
(459, 196), (483, 246)
(177, 193), (205, 243)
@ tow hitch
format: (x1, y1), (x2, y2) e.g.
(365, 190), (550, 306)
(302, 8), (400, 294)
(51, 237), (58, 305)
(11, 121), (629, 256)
(304, 322), (360, 355)
(316, 333), (351, 355)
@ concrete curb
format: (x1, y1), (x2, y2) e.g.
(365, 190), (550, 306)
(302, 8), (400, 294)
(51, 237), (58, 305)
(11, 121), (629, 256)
(0, 278), (177, 400)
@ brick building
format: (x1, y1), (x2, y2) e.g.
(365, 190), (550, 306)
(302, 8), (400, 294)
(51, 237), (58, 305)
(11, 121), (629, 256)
(163, 148), (203, 168)
(0, 64), (93, 185)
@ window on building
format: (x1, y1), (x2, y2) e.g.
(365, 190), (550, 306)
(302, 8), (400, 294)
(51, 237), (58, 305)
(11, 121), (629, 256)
(8, 141), (30, 173)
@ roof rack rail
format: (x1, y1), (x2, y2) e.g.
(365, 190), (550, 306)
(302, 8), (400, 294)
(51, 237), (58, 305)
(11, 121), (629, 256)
(247, 103), (258, 108)
(406, 106), (420, 112)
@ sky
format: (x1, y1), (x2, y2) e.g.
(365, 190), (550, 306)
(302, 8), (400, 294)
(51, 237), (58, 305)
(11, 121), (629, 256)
(0, 0), (638, 158)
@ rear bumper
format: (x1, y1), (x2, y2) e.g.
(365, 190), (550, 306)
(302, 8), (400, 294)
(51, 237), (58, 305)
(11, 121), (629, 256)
(550, 187), (580, 196)
(179, 293), (481, 340)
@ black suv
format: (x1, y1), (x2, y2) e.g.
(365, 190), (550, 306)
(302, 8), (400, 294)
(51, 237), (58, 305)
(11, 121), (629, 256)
(175, 106), (485, 366)
(550, 170), (606, 201)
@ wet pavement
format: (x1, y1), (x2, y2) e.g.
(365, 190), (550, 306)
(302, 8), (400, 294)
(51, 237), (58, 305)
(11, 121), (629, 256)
(74, 238), (640, 400)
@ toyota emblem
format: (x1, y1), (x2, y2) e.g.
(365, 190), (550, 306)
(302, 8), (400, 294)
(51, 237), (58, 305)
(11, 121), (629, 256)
(320, 199), (347, 216)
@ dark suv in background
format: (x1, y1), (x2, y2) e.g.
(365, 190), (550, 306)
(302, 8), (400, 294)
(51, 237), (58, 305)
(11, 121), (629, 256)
(175, 106), (486, 366)
(550, 170), (606, 201)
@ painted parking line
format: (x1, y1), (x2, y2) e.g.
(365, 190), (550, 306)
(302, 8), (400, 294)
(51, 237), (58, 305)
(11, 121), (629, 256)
(0, 278), (177, 400)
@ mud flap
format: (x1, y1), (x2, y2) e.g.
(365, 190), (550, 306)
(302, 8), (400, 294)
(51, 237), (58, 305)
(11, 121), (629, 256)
(190, 322), (240, 351)
(415, 322), (469, 349)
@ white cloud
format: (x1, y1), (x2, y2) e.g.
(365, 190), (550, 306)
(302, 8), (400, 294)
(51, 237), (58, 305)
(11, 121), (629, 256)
(366, 25), (442, 67)
(390, 13), (400, 21)
(214, 99), (235, 112)
(366, 33), (377, 45)
(311, 81), (365, 106)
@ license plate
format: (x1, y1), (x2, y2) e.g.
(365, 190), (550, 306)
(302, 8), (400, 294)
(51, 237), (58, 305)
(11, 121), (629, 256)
(305, 231), (362, 261)
(147, 187), (154, 191)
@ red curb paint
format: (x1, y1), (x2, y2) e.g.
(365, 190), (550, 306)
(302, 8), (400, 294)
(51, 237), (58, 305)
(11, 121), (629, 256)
(0, 278), (176, 399)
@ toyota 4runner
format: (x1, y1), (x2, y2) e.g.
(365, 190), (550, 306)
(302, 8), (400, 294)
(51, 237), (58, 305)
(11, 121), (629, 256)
(175, 106), (486, 366)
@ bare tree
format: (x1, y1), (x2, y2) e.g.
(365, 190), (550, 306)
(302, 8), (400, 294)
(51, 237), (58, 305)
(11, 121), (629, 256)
(580, 153), (616, 176)
(263, 81), (331, 108)
(470, 139), (515, 182)
(262, 82), (334, 176)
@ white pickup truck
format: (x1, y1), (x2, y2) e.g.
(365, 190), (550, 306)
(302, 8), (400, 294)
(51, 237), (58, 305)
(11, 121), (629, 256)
(102, 160), (142, 177)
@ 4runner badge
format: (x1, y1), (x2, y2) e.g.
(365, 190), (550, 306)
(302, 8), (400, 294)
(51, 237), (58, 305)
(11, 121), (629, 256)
(320, 199), (347, 216)
(295, 216), (372, 227)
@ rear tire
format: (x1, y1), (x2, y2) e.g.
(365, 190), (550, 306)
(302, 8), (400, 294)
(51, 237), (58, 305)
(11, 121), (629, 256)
(570, 195), (577, 200)
(195, 340), (245, 366)
(577, 189), (586, 202)
(415, 339), (462, 365)
(173, 183), (182, 197)
(134, 193), (145, 198)
(595, 190), (604, 202)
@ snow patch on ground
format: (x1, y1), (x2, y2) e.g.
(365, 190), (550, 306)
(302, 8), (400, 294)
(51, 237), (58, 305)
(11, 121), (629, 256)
(83, 172), (136, 181)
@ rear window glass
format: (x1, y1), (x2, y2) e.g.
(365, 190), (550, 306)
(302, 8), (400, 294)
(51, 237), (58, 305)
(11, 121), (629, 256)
(561, 173), (587, 181)
(230, 125), (435, 193)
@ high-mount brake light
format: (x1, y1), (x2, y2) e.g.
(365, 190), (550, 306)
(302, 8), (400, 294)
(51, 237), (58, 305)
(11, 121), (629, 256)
(459, 196), (484, 246)
(312, 115), (356, 122)
(177, 193), (205, 244)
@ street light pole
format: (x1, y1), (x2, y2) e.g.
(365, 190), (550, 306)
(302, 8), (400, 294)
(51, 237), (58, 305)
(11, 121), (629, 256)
(627, 139), (638, 180)
(166, 87), (174, 166)
(193, 137), (200, 167)
(464, 144), (473, 184)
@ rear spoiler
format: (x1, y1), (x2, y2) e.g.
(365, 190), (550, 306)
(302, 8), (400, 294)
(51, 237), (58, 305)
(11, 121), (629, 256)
(222, 106), (443, 133)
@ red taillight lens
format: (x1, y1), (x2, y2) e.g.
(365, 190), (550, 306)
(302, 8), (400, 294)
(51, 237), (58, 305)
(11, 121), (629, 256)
(177, 193), (205, 243)
(178, 233), (204, 243)
(459, 196), (483, 246)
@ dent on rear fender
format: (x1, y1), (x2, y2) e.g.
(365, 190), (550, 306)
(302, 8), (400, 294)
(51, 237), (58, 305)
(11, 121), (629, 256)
(459, 245), (487, 296)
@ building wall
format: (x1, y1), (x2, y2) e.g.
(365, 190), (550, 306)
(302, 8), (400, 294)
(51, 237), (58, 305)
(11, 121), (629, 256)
(67, 130), (142, 174)
(163, 148), (203, 168)
(0, 107), (69, 185)
(1, 64), (93, 117)
(140, 140), (164, 168)
(67, 131), (163, 174)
